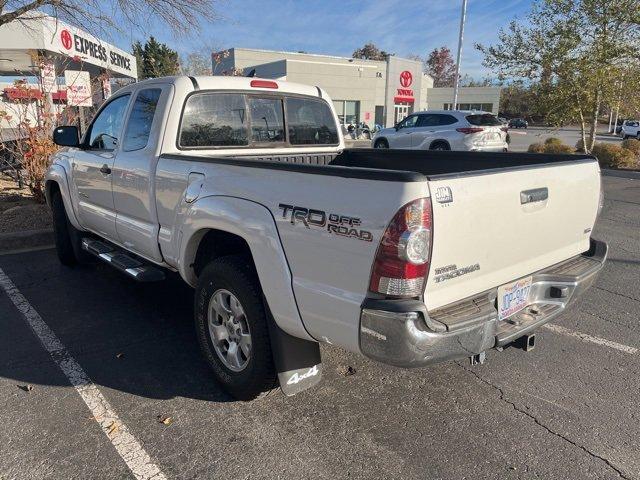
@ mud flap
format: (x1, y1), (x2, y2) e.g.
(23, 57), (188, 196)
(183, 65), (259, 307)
(266, 310), (322, 396)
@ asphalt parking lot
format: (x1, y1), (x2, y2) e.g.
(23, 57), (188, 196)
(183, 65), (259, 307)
(1, 176), (639, 480)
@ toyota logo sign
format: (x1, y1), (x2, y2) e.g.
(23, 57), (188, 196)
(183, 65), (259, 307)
(399, 70), (413, 88)
(60, 29), (73, 50)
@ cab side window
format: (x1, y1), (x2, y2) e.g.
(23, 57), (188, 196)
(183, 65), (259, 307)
(123, 89), (162, 151)
(86, 95), (131, 150)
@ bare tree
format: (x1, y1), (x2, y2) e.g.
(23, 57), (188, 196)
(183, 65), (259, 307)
(0, 0), (219, 36)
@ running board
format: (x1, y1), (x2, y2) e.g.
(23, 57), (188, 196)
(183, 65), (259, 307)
(81, 238), (166, 282)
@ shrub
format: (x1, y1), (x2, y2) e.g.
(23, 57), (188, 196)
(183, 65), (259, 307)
(591, 143), (638, 169)
(528, 142), (546, 153)
(575, 138), (586, 152)
(544, 143), (575, 154)
(528, 139), (574, 154)
(621, 138), (640, 157)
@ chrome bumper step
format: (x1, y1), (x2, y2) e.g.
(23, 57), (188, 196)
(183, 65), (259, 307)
(81, 238), (165, 282)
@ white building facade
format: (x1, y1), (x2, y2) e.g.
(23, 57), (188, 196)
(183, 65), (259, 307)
(213, 48), (500, 127)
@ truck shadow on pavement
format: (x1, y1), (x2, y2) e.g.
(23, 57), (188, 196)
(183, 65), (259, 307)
(1, 249), (235, 403)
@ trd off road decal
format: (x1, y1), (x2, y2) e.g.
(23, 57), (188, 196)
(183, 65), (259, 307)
(278, 204), (373, 242)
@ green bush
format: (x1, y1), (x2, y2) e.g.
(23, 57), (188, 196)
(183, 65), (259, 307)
(528, 142), (546, 153)
(621, 138), (640, 157)
(591, 143), (638, 169)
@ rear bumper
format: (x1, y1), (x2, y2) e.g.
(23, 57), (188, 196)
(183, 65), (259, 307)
(359, 239), (608, 368)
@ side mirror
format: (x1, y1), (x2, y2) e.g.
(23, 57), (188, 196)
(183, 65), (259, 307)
(53, 126), (80, 147)
(395, 123), (401, 131)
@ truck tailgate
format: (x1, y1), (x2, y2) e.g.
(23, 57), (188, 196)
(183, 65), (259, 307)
(425, 159), (601, 310)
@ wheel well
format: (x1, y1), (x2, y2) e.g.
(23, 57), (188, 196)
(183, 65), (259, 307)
(192, 229), (253, 278)
(45, 180), (60, 205)
(374, 137), (388, 146)
(429, 139), (450, 149)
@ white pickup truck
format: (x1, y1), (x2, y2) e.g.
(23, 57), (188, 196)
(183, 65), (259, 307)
(46, 76), (607, 400)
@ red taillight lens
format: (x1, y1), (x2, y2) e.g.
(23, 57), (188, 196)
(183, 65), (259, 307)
(369, 198), (433, 297)
(500, 127), (508, 132)
(456, 127), (484, 134)
(250, 79), (278, 89)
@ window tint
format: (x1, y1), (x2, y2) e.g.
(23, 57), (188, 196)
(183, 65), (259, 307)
(249, 97), (285, 143)
(286, 97), (339, 145)
(416, 114), (441, 127)
(180, 93), (247, 147)
(123, 89), (161, 151)
(466, 114), (501, 126)
(437, 114), (458, 126)
(87, 95), (130, 150)
(399, 115), (418, 128)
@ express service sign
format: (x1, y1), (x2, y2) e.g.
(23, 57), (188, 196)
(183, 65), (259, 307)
(42, 18), (137, 78)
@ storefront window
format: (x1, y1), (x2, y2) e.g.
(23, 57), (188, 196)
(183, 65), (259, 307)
(444, 102), (494, 112)
(332, 100), (360, 125)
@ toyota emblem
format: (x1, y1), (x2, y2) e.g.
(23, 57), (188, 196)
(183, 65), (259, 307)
(400, 70), (413, 88)
(60, 30), (72, 50)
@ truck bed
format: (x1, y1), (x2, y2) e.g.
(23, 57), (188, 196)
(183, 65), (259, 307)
(331, 149), (597, 178)
(165, 149), (596, 183)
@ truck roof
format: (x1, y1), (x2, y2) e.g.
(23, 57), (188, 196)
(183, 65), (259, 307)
(131, 75), (324, 98)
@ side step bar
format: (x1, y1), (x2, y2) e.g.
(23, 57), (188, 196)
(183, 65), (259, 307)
(81, 238), (166, 282)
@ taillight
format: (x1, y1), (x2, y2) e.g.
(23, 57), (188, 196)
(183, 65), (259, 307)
(369, 198), (432, 298)
(250, 79), (278, 89)
(500, 127), (508, 132)
(456, 127), (484, 134)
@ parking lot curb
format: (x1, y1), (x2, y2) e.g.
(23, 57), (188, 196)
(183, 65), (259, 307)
(602, 169), (640, 180)
(0, 229), (54, 254)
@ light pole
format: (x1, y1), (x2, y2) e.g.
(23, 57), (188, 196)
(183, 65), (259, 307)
(452, 0), (468, 110)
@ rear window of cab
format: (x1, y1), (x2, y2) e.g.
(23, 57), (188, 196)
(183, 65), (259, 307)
(178, 92), (339, 148)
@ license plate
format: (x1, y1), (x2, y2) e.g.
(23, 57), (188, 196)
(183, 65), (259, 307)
(497, 276), (532, 321)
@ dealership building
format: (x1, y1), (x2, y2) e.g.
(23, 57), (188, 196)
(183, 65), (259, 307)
(0, 14), (137, 137)
(213, 48), (500, 127)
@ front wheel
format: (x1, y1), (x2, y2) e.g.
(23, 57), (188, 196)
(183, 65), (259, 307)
(194, 255), (277, 400)
(374, 138), (389, 149)
(51, 190), (80, 265)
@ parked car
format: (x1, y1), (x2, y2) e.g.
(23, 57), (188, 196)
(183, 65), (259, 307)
(508, 118), (528, 129)
(46, 76), (607, 400)
(372, 110), (508, 152)
(620, 120), (639, 139)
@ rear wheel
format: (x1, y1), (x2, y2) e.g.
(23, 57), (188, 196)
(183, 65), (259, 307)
(194, 255), (277, 400)
(374, 138), (389, 149)
(430, 141), (450, 151)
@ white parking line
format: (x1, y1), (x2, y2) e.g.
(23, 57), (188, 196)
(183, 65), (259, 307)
(0, 268), (167, 480)
(543, 323), (638, 355)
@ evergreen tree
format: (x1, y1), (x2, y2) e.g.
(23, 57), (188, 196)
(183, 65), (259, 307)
(132, 37), (180, 79)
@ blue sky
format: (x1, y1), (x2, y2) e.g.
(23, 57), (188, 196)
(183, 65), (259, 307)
(115, 0), (532, 78)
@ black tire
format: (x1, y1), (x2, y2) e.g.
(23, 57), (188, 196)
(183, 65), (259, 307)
(430, 141), (450, 151)
(194, 255), (277, 400)
(374, 138), (389, 149)
(51, 190), (78, 266)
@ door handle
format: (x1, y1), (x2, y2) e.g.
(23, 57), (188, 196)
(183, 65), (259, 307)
(100, 164), (112, 175)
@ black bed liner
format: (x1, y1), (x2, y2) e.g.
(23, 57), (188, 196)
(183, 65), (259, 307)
(161, 149), (596, 183)
(332, 149), (597, 178)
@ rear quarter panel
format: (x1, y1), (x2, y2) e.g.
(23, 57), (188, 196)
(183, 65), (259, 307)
(155, 157), (428, 352)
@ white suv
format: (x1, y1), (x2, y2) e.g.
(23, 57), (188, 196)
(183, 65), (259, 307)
(620, 120), (640, 139)
(372, 110), (508, 152)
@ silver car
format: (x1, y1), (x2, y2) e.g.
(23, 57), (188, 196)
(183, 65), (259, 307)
(372, 110), (508, 152)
